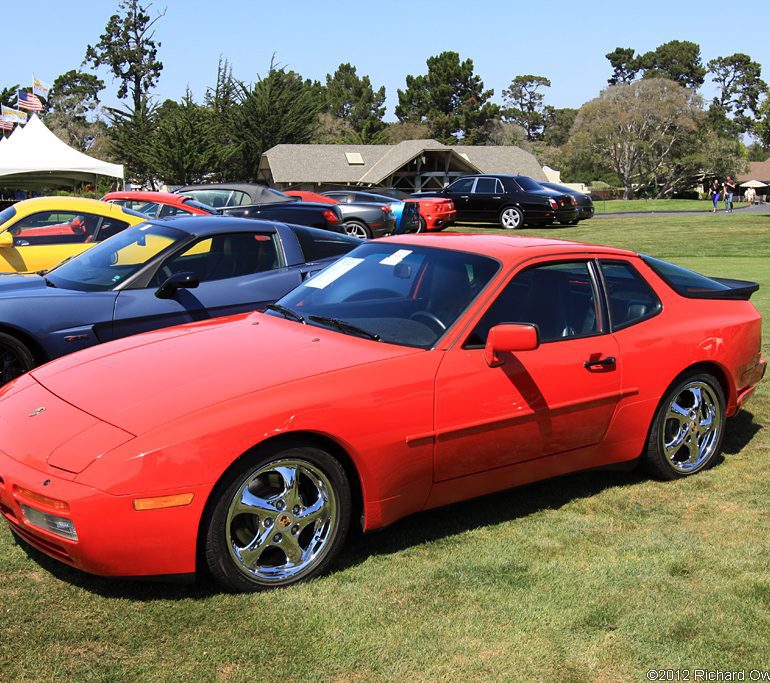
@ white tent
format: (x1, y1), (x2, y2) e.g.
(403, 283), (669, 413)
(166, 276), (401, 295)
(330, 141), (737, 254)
(0, 115), (123, 189)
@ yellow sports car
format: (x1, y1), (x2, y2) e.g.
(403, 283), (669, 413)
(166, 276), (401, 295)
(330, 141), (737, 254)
(0, 197), (146, 273)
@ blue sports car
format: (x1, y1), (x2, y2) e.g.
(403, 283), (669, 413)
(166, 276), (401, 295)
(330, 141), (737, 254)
(0, 215), (360, 384)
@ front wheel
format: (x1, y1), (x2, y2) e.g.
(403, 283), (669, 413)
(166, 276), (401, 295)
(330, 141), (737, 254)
(643, 372), (725, 480)
(0, 332), (35, 386)
(343, 220), (371, 239)
(204, 443), (351, 591)
(499, 206), (524, 230)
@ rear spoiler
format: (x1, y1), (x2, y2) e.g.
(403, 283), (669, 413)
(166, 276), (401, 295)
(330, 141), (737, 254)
(698, 277), (760, 300)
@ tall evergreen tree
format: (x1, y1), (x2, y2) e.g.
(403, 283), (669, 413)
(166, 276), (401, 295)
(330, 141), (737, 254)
(107, 97), (158, 186)
(395, 51), (499, 144)
(236, 60), (320, 181)
(324, 63), (386, 143)
(148, 91), (217, 185)
(45, 70), (105, 151)
(502, 75), (551, 140)
(84, 0), (164, 112)
(707, 54), (767, 135)
(205, 58), (241, 180)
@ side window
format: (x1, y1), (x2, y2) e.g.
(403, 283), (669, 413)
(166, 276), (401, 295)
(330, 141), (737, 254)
(466, 261), (600, 347)
(291, 226), (356, 261)
(158, 204), (191, 218)
(600, 260), (661, 329)
(474, 177), (499, 194)
(446, 178), (475, 193)
(94, 218), (130, 242)
(11, 211), (101, 245)
(151, 232), (280, 286)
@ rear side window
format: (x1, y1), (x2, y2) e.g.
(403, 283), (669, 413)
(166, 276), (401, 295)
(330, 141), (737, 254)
(291, 226), (357, 262)
(600, 260), (661, 330)
(473, 178), (503, 194)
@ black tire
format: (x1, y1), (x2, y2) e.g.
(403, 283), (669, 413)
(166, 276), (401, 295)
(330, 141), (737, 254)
(204, 441), (351, 591)
(343, 220), (371, 239)
(569, 219), (579, 225)
(643, 372), (726, 480)
(417, 216), (427, 233)
(0, 332), (35, 385)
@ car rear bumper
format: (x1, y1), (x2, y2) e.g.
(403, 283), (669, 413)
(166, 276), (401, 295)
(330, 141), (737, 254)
(0, 448), (207, 578)
(425, 209), (457, 230)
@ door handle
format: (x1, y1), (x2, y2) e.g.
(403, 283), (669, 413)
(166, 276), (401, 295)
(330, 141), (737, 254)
(460, 195), (469, 199)
(583, 356), (616, 369)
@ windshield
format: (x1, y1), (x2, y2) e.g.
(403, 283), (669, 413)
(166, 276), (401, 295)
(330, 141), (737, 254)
(0, 205), (17, 230)
(47, 223), (187, 291)
(269, 242), (499, 349)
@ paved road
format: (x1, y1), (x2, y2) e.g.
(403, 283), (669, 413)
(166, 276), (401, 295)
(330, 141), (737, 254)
(594, 203), (769, 219)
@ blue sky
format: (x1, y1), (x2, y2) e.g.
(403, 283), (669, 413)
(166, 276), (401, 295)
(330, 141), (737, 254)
(5, 0), (769, 118)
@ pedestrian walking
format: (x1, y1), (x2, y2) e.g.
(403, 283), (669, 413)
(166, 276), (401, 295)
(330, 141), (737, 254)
(710, 179), (721, 213)
(723, 175), (736, 212)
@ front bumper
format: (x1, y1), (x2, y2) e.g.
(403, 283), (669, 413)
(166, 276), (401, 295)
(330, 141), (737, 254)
(0, 447), (208, 577)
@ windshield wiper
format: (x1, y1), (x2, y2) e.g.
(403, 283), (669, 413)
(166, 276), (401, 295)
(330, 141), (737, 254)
(265, 304), (305, 324)
(309, 315), (381, 341)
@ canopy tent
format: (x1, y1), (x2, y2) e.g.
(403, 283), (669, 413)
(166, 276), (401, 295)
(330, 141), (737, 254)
(0, 115), (123, 189)
(739, 179), (768, 188)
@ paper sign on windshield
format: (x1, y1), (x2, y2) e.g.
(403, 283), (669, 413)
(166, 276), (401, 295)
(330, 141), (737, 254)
(379, 249), (412, 266)
(305, 257), (364, 289)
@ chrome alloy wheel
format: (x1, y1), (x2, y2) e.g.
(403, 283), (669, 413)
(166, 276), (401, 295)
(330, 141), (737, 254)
(500, 207), (523, 229)
(661, 381), (722, 474)
(225, 458), (338, 584)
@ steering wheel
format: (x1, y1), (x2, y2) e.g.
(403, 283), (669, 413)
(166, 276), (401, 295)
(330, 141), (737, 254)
(409, 310), (446, 333)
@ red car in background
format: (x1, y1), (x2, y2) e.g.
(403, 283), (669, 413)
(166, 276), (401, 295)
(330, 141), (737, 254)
(102, 191), (217, 218)
(287, 188), (455, 232)
(284, 191), (337, 205)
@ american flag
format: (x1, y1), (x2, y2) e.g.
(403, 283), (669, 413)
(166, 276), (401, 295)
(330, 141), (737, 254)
(0, 120), (13, 131)
(17, 90), (43, 112)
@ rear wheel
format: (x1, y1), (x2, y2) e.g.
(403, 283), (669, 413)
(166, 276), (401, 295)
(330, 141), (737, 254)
(499, 206), (524, 230)
(643, 372), (725, 480)
(418, 216), (427, 233)
(0, 333), (34, 385)
(204, 443), (351, 591)
(343, 220), (371, 239)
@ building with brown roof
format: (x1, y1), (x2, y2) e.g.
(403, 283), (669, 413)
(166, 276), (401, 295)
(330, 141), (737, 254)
(257, 139), (546, 191)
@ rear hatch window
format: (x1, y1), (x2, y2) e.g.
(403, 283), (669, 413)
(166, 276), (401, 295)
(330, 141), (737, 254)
(642, 254), (759, 300)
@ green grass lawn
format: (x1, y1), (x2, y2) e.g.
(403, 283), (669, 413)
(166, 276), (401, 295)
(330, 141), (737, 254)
(592, 198), (751, 214)
(1, 212), (769, 682)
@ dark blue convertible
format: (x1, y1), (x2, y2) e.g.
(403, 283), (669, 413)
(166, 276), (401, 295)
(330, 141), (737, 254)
(0, 215), (359, 384)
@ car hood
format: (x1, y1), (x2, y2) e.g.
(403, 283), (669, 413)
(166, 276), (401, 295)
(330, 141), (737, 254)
(0, 274), (54, 292)
(30, 312), (421, 436)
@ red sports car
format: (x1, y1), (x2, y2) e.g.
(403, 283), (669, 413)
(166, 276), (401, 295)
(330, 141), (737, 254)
(287, 189), (455, 231)
(102, 191), (217, 218)
(0, 235), (764, 591)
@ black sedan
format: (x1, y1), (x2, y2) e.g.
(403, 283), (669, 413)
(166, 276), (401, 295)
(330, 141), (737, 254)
(539, 182), (595, 224)
(416, 174), (578, 229)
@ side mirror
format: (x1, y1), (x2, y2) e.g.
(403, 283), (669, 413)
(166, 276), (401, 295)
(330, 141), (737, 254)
(155, 272), (199, 299)
(484, 323), (539, 367)
(0, 231), (13, 248)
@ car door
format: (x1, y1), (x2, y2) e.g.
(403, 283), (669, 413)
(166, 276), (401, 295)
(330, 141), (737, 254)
(442, 177), (475, 219)
(433, 259), (622, 481)
(470, 177), (505, 222)
(111, 231), (303, 340)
